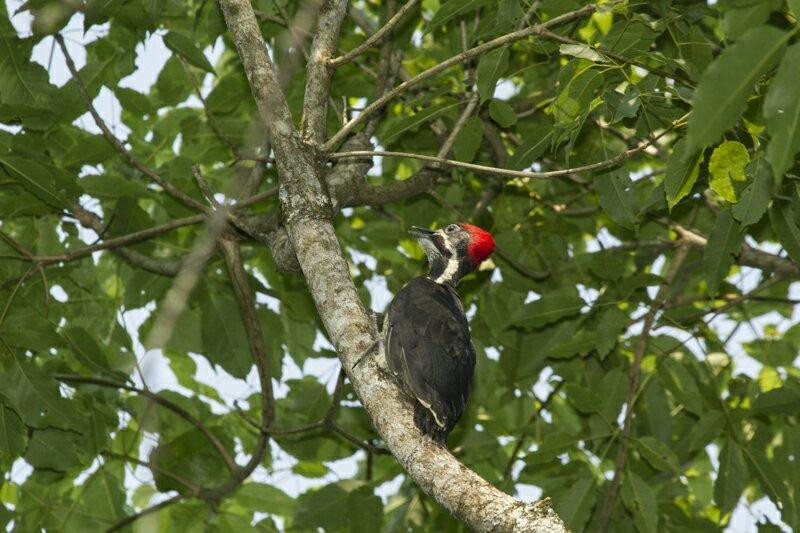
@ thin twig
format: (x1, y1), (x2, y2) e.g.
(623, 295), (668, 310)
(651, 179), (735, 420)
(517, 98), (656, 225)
(106, 494), (184, 532)
(502, 380), (564, 481)
(330, 0), (420, 67)
(329, 123), (676, 180)
(7, 215), (205, 265)
(219, 239), (275, 429)
(596, 243), (691, 530)
(54, 374), (238, 474)
(101, 451), (202, 496)
(538, 28), (695, 86)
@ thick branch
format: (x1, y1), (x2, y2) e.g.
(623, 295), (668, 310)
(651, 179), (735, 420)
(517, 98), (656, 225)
(323, 4), (599, 151)
(301, 0), (349, 147)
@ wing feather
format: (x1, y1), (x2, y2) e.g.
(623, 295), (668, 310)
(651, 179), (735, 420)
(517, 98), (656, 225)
(385, 277), (475, 434)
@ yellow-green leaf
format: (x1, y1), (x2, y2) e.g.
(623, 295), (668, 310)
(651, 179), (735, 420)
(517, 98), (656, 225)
(708, 141), (749, 203)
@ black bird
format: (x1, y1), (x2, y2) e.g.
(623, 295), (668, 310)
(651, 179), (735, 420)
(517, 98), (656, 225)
(384, 223), (495, 445)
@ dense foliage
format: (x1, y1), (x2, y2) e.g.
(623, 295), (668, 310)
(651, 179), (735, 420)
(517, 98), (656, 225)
(1, 0), (800, 530)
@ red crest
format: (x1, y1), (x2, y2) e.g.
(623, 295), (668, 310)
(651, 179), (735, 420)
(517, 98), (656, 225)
(460, 223), (495, 265)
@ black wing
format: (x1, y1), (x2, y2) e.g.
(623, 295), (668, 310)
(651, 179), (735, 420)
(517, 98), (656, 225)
(385, 277), (475, 442)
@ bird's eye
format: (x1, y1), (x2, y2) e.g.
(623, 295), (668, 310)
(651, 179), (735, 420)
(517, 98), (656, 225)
(445, 224), (458, 234)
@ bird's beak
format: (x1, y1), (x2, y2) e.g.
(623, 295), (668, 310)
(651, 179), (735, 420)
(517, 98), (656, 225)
(408, 226), (435, 241)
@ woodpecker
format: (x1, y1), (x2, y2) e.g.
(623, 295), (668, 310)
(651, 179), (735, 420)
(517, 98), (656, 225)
(384, 222), (495, 445)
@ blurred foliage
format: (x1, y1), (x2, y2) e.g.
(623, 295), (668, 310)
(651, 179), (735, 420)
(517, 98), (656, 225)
(1, 0), (800, 531)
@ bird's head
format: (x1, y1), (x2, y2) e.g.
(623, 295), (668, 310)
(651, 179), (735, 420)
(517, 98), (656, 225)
(409, 223), (495, 285)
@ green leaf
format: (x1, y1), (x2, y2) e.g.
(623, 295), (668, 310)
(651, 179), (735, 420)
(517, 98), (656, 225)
(25, 428), (82, 470)
(0, 156), (67, 209)
(232, 483), (296, 517)
(555, 477), (595, 531)
(703, 208), (742, 295)
(62, 327), (110, 372)
(752, 386), (800, 415)
(163, 32), (215, 73)
(595, 170), (638, 229)
(596, 307), (627, 358)
(622, 472), (659, 533)
(687, 410), (725, 451)
(791, 0), (800, 18)
(488, 99), (517, 128)
(664, 139), (703, 209)
(453, 116), (484, 162)
(508, 123), (551, 169)
(73, 470), (127, 528)
(525, 432), (577, 464)
(510, 291), (585, 330)
(564, 383), (602, 414)
(84, 0), (123, 29)
(559, 43), (604, 62)
(768, 201), (800, 265)
(0, 350), (79, 428)
(150, 428), (232, 493)
(732, 159), (773, 225)
(198, 286), (254, 379)
(708, 141), (749, 203)
(637, 436), (680, 473)
(293, 484), (350, 531)
(765, 43), (800, 189)
(686, 26), (790, 152)
(380, 102), (459, 143)
(721, 0), (782, 39)
(476, 47), (509, 102)
(714, 439), (748, 515)
(426, 0), (487, 30)
(346, 486), (384, 532)
(0, 405), (25, 458)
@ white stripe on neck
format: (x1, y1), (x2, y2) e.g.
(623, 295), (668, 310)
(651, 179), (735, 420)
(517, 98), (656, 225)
(434, 258), (459, 284)
(434, 236), (458, 284)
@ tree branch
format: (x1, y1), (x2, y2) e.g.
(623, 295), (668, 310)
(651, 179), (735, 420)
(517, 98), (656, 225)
(329, 122), (677, 180)
(70, 204), (183, 276)
(55, 34), (206, 213)
(323, 4), (600, 151)
(668, 221), (800, 278)
(596, 243), (691, 530)
(330, 0), (420, 67)
(53, 374), (238, 474)
(101, 451), (202, 496)
(8, 213), (205, 266)
(301, 0), (349, 147)
(219, 239), (275, 431)
(107, 494), (184, 532)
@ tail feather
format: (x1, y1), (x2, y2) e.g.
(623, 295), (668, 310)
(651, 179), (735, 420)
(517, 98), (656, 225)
(414, 402), (448, 446)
